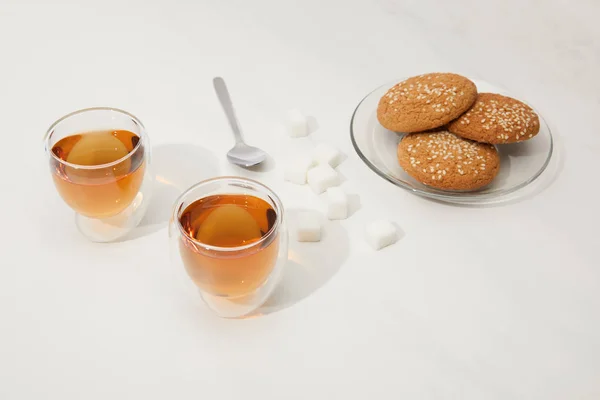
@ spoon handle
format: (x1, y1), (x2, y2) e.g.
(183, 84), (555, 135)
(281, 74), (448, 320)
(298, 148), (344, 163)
(213, 77), (244, 144)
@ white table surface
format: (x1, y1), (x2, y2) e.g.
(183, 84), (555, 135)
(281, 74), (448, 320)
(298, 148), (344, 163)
(1, 0), (599, 398)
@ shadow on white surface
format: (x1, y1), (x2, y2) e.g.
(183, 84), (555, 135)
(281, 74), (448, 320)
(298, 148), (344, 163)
(255, 208), (349, 316)
(119, 143), (220, 241)
(391, 221), (406, 242)
(306, 115), (319, 135)
(336, 169), (348, 185)
(347, 193), (362, 218)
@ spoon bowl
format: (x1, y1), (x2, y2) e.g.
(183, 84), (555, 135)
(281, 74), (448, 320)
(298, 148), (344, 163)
(227, 143), (267, 167)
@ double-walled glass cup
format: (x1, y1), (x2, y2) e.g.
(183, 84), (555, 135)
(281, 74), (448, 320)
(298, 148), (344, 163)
(44, 108), (153, 242)
(169, 177), (287, 318)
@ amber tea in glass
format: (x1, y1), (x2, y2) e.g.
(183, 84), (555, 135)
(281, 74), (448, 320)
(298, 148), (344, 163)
(44, 108), (152, 242)
(170, 178), (287, 318)
(51, 129), (145, 218)
(179, 193), (279, 297)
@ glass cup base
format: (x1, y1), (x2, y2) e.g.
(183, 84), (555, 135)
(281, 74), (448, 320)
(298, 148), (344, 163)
(75, 172), (153, 242)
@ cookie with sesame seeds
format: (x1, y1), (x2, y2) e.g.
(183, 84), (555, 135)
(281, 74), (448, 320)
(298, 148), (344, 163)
(377, 73), (478, 133)
(448, 93), (540, 144)
(397, 130), (500, 191)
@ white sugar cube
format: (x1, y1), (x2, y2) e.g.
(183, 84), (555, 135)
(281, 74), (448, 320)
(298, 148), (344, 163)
(307, 164), (338, 194)
(366, 220), (397, 250)
(286, 109), (308, 138)
(296, 212), (321, 242)
(325, 187), (348, 220)
(312, 143), (343, 167)
(284, 156), (316, 185)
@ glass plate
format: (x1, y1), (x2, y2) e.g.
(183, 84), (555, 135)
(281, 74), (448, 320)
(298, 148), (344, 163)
(350, 79), (553, 205)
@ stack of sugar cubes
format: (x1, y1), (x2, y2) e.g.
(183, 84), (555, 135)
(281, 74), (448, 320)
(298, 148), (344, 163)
(284, 109), (398, 250)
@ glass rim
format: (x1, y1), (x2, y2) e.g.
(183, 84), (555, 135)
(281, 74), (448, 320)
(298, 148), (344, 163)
(173, 176), (284, 253)
(43, 107), (146, 170)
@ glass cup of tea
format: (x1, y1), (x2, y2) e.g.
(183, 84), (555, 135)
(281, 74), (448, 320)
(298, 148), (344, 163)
(44, 108), (153, 242)
(169, 177), (288, 318)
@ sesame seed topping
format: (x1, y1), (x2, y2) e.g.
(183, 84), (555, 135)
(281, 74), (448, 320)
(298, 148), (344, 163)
(383, 73), (473, 107)
(452, 93), (539, 142)
(400, 131), (498, 181)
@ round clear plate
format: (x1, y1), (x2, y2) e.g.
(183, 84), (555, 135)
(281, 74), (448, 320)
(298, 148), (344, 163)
(350, 79), (553, 205)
